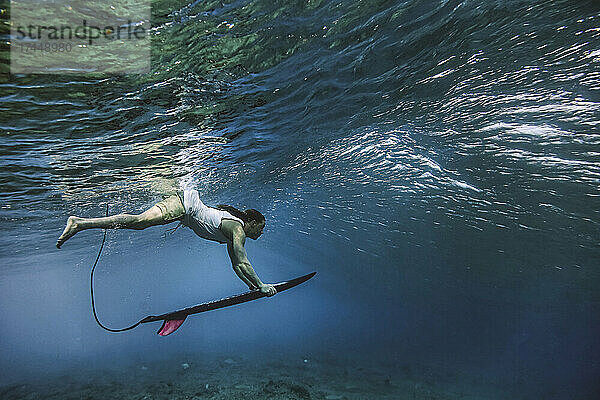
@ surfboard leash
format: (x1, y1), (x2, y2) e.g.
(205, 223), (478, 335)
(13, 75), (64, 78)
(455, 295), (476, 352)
(90, 203), (144, 332)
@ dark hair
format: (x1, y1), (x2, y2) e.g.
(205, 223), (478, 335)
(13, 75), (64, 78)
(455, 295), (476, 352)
(217, 204), (265, 225)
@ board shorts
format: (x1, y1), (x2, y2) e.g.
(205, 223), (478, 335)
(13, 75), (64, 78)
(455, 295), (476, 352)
(155, 191), (185, 223)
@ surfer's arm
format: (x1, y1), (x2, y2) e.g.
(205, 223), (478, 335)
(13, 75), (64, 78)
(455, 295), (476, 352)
(227, 234), (264, 289)
(226, 241), (258, 290)
(226, 227), (276, 296)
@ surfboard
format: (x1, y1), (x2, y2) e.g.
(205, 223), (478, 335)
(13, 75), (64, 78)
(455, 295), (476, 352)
(139, 272), (316, 336)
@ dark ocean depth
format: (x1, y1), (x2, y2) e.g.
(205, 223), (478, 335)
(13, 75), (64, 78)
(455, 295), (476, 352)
(1, 0), (599, 399)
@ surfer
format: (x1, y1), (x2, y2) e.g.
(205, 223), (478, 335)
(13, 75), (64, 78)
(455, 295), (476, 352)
(56, 190), (277, 296)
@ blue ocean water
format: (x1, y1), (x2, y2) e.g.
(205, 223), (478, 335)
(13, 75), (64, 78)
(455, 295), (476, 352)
(0, 0), (599, 398)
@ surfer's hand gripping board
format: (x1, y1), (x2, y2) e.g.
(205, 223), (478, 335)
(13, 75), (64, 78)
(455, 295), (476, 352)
(259, 283), (277, 296)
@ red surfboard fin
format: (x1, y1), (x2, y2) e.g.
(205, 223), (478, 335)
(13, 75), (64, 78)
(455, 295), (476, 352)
(157, 317), (186, 336)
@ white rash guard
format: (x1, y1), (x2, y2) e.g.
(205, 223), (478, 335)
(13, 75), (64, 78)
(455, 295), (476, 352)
(181, 189), (244, 244)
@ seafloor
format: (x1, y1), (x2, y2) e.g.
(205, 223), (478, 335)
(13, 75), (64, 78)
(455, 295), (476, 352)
(1, 354), (513, 400)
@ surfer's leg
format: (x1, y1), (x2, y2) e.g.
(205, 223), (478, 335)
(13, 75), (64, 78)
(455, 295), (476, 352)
(56, 195), (185, 248)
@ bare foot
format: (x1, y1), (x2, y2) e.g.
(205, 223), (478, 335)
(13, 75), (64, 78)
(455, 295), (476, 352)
(56, 216), (82, 248)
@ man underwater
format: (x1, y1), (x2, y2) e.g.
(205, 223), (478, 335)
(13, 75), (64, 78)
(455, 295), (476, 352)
(56, 190), (277, 296)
